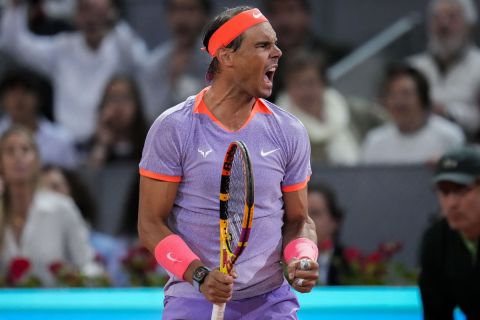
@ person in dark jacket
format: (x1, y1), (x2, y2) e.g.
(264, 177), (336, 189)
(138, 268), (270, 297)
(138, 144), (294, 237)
(419, 146), (480, 319)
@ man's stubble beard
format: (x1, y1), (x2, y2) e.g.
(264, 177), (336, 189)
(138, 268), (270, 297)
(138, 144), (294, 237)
(428, 33), (469, 62)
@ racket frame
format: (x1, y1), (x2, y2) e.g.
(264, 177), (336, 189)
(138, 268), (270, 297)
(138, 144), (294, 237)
(218, 141), (254, 273)
(212, 141), (254, 320)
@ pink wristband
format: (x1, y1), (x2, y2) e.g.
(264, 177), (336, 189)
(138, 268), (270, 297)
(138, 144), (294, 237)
(283, 237), (318, 263)
(154, 234), (199, 280)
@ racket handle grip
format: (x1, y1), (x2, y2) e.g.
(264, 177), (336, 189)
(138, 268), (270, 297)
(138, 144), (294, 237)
(211, 303), (226, 320)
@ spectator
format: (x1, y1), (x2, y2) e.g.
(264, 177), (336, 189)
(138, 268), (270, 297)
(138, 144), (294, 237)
(0, 67), (77, 168)
(408, 0), (480, 139)
(361, 64), (464, 164)
(39, 165), (96, 224)
(262, 0), (350, 99)
(87, 75), (148, 168)
(419, 146), (480, 319)
(0, 0), (148, 143)
(308, 184), (351, 285)
(0, 126), (100, 286)
(276, 51), (360, 165)
(138, 0), (211, 122)
(84, 75), (145, 240)
(39, 165), (130, 286)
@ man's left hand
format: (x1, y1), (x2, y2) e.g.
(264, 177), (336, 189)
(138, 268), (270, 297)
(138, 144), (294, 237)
(287, 258), (319, 293)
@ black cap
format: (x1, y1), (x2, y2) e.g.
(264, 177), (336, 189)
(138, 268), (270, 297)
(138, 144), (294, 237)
(433, 147), (480, 185)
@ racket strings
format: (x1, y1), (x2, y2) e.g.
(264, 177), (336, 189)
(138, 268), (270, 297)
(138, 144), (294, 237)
(227, 148), (246, 251)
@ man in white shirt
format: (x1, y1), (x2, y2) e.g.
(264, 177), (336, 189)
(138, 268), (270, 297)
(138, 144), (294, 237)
(408, 0), (480, 138)
(138, 0), (211, 122)
(361, 64), (465, 165)
(0, 0), (147, 143)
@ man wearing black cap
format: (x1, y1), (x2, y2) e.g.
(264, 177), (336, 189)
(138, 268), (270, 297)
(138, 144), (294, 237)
(419, 146), (480, 319)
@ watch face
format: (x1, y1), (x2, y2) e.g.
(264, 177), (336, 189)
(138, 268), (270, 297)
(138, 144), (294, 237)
(194, 267), (209, 282)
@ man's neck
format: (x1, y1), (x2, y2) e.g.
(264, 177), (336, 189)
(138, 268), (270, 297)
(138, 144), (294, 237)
(432, 44), (468, 74)
(203, 81), (256, 131)
(84, 32), (107, 51)
(397, 113), (428, 134)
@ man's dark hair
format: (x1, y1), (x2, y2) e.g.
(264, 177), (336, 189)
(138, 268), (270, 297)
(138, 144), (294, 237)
(202, 6), (252, 81)
(381, 64), (432, 111)
(0, 68), (42, 96)
(0, 67), (53, 117)
(165, 0), (212, 15)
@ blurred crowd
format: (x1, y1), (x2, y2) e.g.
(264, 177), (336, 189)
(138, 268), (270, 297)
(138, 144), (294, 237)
(0, 0), (478, 287)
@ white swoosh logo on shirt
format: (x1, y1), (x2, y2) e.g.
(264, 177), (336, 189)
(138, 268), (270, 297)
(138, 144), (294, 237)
(166, 252), (182, 263)
(261, 148), (279, 157)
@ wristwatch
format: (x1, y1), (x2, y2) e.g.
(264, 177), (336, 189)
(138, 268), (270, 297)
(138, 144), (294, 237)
(192, 266), (210, 292)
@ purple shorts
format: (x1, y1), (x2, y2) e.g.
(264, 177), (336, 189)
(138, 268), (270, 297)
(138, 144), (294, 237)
(162, 284), (299, 320)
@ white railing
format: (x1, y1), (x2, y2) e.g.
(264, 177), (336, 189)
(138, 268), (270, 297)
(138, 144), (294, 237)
(328, 12), (422, 82)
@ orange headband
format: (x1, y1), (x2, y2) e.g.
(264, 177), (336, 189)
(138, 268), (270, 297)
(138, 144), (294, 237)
(206, 8), (268, 57)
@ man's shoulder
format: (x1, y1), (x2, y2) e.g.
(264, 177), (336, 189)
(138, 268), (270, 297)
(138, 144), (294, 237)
(408, 46), (480, 66)
(422, 218), (452, 246)
(364, 123), (396, 144)
(147, 97), (196, 138)
(154, 97), (195, 124)
(262, 99), (307, 132)
(464, 45), (480, 63)
(428, 115), (465, 141)
(407, 51), (431, 64)
(406, 52), (437, 74)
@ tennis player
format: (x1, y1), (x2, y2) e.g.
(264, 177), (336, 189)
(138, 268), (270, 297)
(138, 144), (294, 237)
(138, 6), (319, 319)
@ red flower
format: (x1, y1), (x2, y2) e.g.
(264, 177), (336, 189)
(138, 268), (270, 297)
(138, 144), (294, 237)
(8, 257), (31, 284)
(318, 238), (333, 252)
(343, 247), (361, 263)
(121, 244), (167, 287)
(122, 245), (157, 273)
(337, 242), (411, 285)
(378, 242), (402, 259)
(49, 261), (65, 275)
(365, 251), (382, 264)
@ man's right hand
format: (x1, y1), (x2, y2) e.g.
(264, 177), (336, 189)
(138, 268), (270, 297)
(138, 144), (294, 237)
(200, 269), (236, 304)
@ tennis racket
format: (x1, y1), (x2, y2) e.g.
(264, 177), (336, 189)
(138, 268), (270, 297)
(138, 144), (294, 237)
(211, 141), (255, 320)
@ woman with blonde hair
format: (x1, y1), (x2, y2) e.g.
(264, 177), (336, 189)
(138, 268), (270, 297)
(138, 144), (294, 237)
(0, 125), (100, 286)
